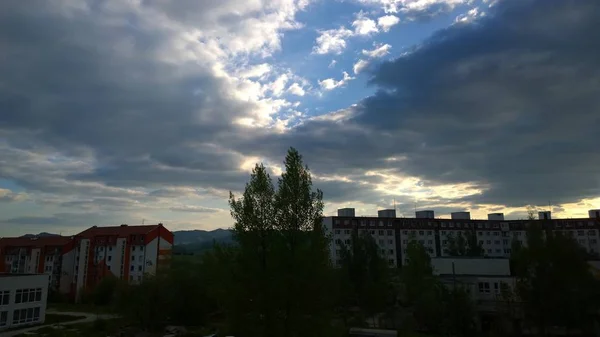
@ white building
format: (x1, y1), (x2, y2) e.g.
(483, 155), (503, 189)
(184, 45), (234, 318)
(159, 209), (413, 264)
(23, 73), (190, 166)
(0, 273), (48, 330)
(431, 258), (516, 312)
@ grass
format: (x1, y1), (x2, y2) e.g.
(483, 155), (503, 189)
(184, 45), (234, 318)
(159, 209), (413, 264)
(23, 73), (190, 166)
(47, 302), (117, 314)
(14, 317), (127, 337)
(1, 314), (84, 333)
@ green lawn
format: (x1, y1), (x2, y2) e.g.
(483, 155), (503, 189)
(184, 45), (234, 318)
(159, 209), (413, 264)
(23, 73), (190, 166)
(47, 302), (118, 314)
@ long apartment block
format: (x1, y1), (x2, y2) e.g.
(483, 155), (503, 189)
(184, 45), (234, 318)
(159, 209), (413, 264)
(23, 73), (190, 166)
(0, 223), (173, 301)
(323, 208), (600, 267)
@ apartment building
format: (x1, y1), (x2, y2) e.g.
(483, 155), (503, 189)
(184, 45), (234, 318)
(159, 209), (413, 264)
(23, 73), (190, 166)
(323, 208), (600, 267)
(0, 223), (174, 301)
(0, 236), (72, 291)
(0, 273), (49, 330)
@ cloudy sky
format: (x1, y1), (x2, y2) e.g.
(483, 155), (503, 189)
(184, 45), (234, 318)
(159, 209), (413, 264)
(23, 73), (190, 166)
(1, 0), (599, 236)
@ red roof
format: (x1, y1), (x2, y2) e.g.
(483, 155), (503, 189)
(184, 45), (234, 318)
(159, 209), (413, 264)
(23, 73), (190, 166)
(76, 224), (162, 238)
(0, 236), (72, 248)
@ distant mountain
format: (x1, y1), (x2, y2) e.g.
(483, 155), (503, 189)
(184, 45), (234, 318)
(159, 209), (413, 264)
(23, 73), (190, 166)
(173, 228), (233, 245)
(20, 232), (60, 238)
(172, 228), (233, 255)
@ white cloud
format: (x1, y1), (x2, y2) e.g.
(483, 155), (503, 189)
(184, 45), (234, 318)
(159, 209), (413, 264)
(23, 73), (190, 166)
(239, 63), (272, 79)
(287, 82), (306, 96)
(353, 59), (370, 74)
(362, 43), (392, 58)
(266, 73), (290, 97)
(318, 71), (354, 91)
(455, 7), (485, 23)
(313, 27), (354, 55)
(352, 11), (379, 35)
(377, 15), (400, 32)
(357, 0), (470, 15)
(329, 60), (337, 68)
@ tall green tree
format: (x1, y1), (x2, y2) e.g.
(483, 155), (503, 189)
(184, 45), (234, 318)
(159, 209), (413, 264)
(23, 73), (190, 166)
(338, 231), (390, 327)
(513, 224), (600, 334)
(227, 163), (278, 337)
(273, 147), (332, 337)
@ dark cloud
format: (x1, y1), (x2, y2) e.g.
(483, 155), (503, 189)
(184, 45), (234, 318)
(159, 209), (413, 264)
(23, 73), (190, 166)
(237, 0), (600, 208)
(169, 205), (222, 213)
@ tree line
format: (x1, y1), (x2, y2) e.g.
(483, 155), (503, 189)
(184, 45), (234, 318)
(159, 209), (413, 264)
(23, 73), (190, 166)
(70, 148), (600, 337)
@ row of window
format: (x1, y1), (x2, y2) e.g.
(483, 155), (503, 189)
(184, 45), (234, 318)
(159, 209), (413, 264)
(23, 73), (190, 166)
(335, 238), (394, 245)
(478, 281), (508, 294)
(334, 229), (394, 236)
(15, 288), (43, 304)
(335, 219), (393, 227)
(12, 307), (41, 325)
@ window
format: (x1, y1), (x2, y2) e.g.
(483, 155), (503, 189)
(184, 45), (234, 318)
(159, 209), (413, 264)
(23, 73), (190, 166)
(578, 230), (585, 236)
(379, 221), (384, 226)
(379, 230), (384, 235)
(370, 230), (375, 235)
(131, 256), (135, 261)
(494, 240), (500, 245)
(387, 230), (393, 236)
(335, 230), (340, 235)
(132, 246), (136, 251)
(403, 230), (408, 235)
(107, 266), (111, 271)
(402, 240), (407, 244)
(130, 276), (133, 281)
(503, 239), (509, 245)
(478, 231), (483, 236)
(138, 266), (142, 271)
(138, 276), (142, 281)
(0, 311), (7, 327)
(388, 239), (393, 244)
(389, 249), (394, 255)
(592, 239), (598, 244)
(442, 240), (447, 245)
(486, 232), (491, 236)
(139, 246), (144, 251)
(418, 231), (424, 235)
(486, 240), (491, 244)
(109, 246), (112, 252)
(12, 307), (40, 325)
(139, 256), (143, 262)
(344, 229), (351, 235)
(427, 231), (432, 235)
(494, 282), (500, 294)
(344, 239), (350, 244)
(0, 291), (8, 306)
(388, 259), (394, 265)
(478, 282), (490, 293)
(493, 232), (499, 236)
(379, 240), (384, 245)
(418, 240), (424, 244)
(487, 249), (492, 253)
(479, 240), (484, 245)
(441, 231), (446, 235)
(495, 249), (501, 253)
(15, 288), (42, 304)
(130, 266), (134, 271)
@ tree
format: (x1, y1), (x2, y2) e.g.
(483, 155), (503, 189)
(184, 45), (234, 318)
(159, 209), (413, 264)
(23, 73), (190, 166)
(273, 147), (332, 337)
(338, 231), (390, 327)
(526, 206), (537, 221)
(513, 223), (600, 334)
(213, 147), (333, 337)
(446, 231), (484, 257)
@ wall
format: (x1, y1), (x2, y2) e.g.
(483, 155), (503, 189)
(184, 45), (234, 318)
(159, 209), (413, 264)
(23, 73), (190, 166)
(0, 274), (49, 330)
(432, 258), (511, 276)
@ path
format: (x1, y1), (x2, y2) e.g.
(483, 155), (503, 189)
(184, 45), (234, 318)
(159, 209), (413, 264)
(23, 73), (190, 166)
(3, 310), (119, 337)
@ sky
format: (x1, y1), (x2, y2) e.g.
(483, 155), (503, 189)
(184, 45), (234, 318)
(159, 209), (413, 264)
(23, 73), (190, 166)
(1, 0), (599, 236)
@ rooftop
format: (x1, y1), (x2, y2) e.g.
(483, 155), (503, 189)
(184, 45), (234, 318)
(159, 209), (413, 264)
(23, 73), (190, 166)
(0, 273), (45, 278)
(0, 236), (72, 248)
(76, 224), (164, 238)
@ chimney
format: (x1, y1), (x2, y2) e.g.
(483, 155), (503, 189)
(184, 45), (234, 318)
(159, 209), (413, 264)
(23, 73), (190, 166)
(416, 210), (435, 219)
(589, 210), (600, 219)
(538, 211), (551, 220)
(337, 208), (356, 217)
(378, 209), (396, 218)
(451, 211), (471, 220)
(487, 213), (504, 221)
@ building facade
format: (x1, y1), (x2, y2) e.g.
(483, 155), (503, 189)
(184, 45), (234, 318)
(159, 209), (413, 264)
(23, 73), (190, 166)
(0, 273), (49, 330)
(0, 223), (174, 301)
(323, 208), (600, 268)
